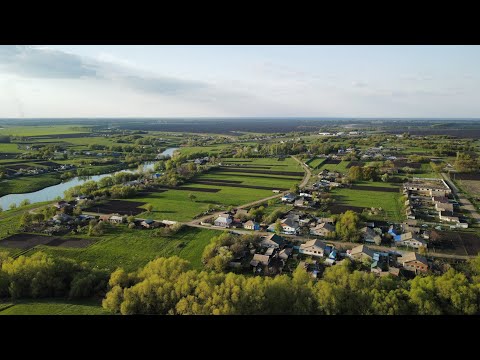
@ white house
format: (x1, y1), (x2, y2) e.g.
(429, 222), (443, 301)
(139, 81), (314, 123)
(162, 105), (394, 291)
(214, 214), (232, 228)
(299, 239), (327, 257)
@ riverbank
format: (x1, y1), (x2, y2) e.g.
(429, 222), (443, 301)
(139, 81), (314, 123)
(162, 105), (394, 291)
(0, 174), (62, 198)
(0, 147), (178, 209)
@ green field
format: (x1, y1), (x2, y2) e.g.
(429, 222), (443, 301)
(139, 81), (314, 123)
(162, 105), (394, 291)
(222, 157), (303, 172)
(131, 157), (304, 221)
(0, 173), (61, 197)
(306, 158), (325, 169)
(317, 160), (350, 173)
(331, 182), (404, 221)
(0, 125), (89, 137)
(134, 184), (275, 221)
(27, 226), (218, 272)
(0, 298), (110, 315)
(0, 143), (22, 153)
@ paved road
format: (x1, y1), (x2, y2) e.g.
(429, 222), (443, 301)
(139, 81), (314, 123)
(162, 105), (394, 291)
(441, 173), (480, 223)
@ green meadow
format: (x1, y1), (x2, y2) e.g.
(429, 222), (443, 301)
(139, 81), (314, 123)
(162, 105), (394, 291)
(331, 181), (404, 221)
(0, 299), (110, 315)
(27, 226), (219, 272)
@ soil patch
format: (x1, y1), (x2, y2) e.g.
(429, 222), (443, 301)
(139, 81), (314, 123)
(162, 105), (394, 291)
(350, 185), (400, 193)
(429, 230), (480, 256)
(84, 200), (147, 216)
(329, 204), (367, 214)
(191, 181), (288, 191)
(217, 167), (304, 176)
(0, 233), (93, 250)
(35, 161), (61, 167)
(346, 161), (365, 168)
(323, 159), (341, 165)
(455, 173), (480, 180)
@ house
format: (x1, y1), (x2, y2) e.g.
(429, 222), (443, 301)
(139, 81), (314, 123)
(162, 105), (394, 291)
(243, 220), (260, 230)
(404, 178), (452, 197)
(435, 202), (454, 213)
(361, 227), (382, 244)
(278, 247), (293, 260)
(214, 214), (232, 228)
(140, 219), (160, 228)
(396, 236), (427, 249)
(348, 245), (375, 261)
(264, 247), (275, 257)
(439, 212), (460, 223)
(294, 197), (307, 208)
(109, 215), (124, 224)
(281, 193), (296, 203)
(398, 252), (429, 273)
(99, 214), (112, 222)
(299, 239), (327, 258)
(54, 201), (69, 210)
(250, 254), (270, 267)
(280, 217), (299, 235)
(260, 233), (284, 249)
(310, 222), (335, 237)
(52, 213), (73, 224)
(432, 196), (449, 204)
(315, 217), (333, 225)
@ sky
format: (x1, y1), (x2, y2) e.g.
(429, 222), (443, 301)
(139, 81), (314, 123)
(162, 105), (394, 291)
(0, 45), (480, 118)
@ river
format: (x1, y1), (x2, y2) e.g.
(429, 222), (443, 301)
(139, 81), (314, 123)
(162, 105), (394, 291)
(0, 147), (178, 209)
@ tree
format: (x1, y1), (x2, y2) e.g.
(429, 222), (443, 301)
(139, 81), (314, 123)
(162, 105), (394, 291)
(9, 203), (17, 210)
(267, 199), (276, 207)
(19, 212), (33, 228)
(335, 210), (360, 242)
(381, 173), (390, 182)
(347, 166), (363, 182)
(290, 183), (300, 194)
(188, 193), (197, 202)
(19, 199), (31, 207)
(454, 152), (479, 173)
(274, 219), (283, 234)
(145, 204), (154, 212)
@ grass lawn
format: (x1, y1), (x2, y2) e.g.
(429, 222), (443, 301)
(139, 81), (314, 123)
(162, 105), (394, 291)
(134, 184), (274, 221)
(0, 143), (22, 153)
(413, 163), (440, 178)
(177, 145), (231, 157)
(306, 158), (325, 169)
(0, 298), (110, 315)
(316, 161), (350, 173)
(0, 173), (62, 197)
(0, 202), (51, 242)
(331, 184), (404, 221)
(222, 157), (304, 172)
(197, 171), (301, 189)
(28, 226), (219, 272)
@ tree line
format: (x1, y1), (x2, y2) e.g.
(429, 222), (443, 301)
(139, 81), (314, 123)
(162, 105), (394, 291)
(102, 255), (480, 315)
